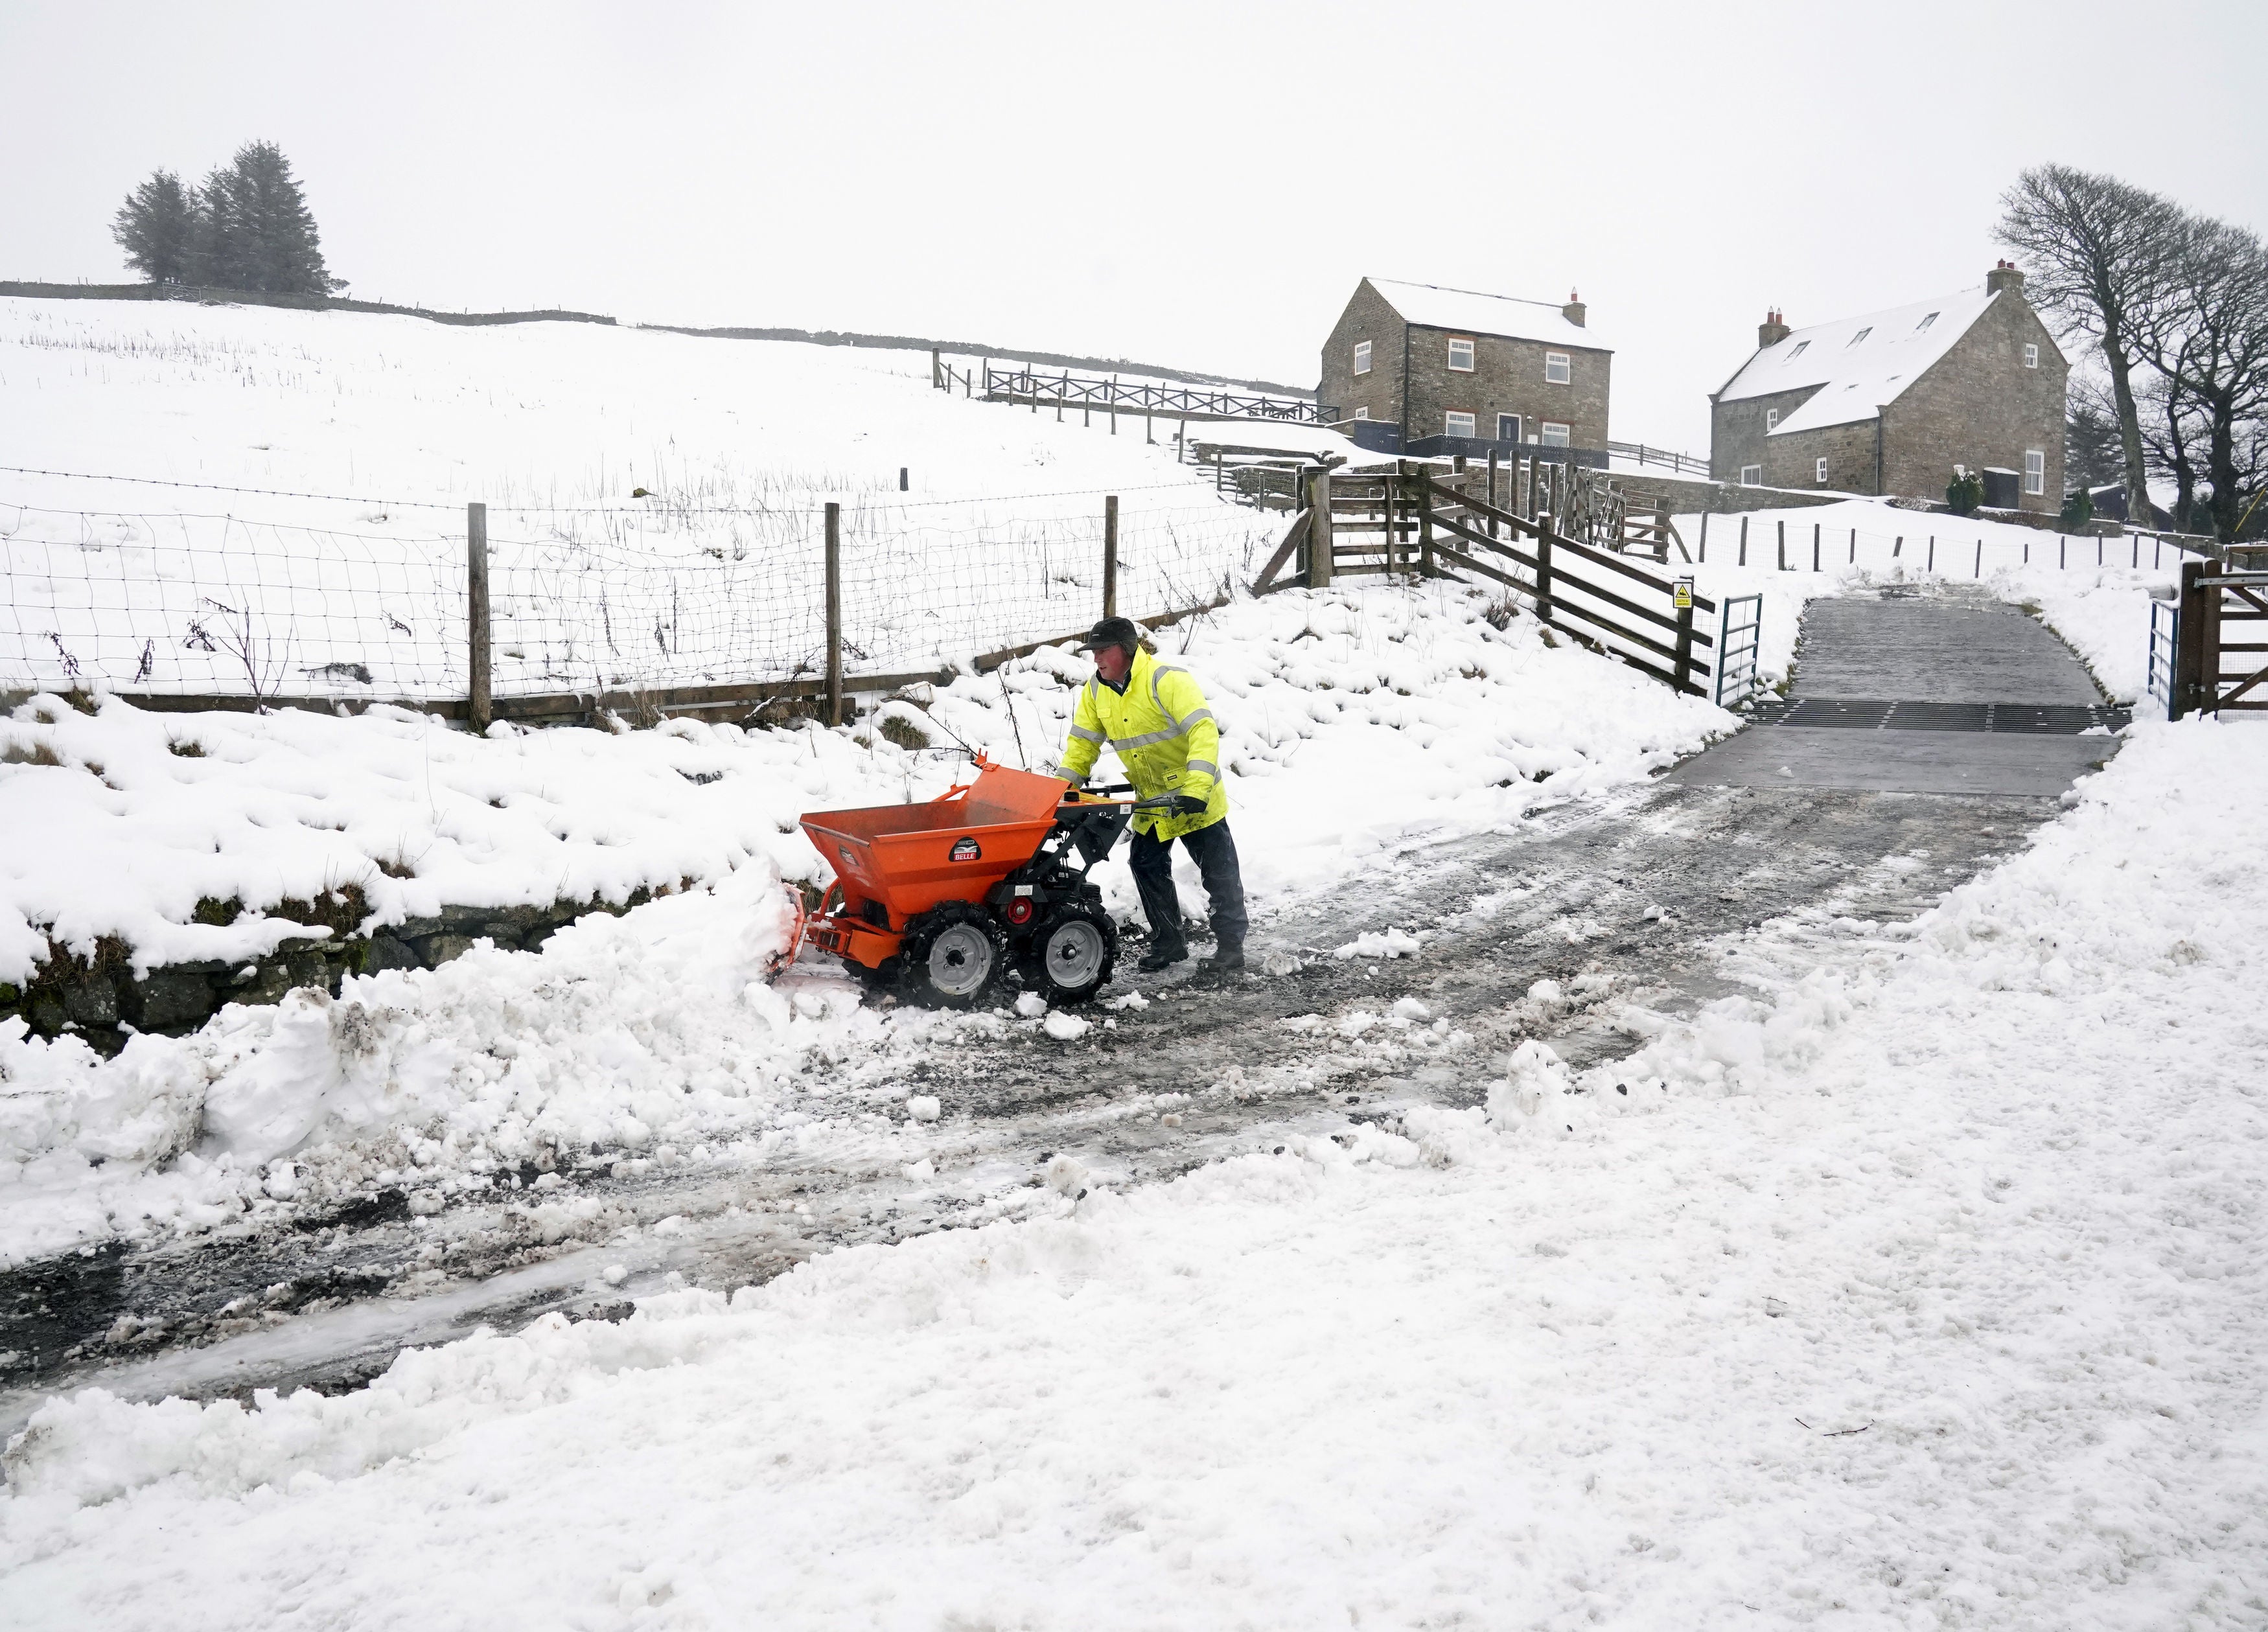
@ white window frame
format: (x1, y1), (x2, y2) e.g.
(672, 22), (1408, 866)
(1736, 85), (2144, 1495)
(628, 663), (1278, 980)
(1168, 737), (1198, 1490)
(1444, 411), (1477, 439)
(1740, 464), (1763, 487)
(1446, 338), (1475, 373)
(1353, 406), (1370, 420)
(1352, 339), (1372, 376)
(1538, 422), (1571, 448)
(1765, 408), (1779, 431)
(2023, 343), (2039, 369)
(1815, 457), (1828, 484)
(2024, 450), (2045, 495)
(1544, 351), (1572, 384)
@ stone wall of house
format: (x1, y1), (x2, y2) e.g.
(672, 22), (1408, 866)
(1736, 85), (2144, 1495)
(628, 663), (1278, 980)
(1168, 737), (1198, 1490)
(0, 894), (658, 1058)
(1404, 325), (1609, 452)
(1758, 420), (1883, 496)
(1880, 293), (2068, 513)
(1613, 470), (1849, 518)
(1318, 281), (1407, 433)
(1709, 385), (1831, 485)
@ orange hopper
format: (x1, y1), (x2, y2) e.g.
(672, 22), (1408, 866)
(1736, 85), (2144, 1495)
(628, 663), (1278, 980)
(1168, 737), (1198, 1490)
(801, 758), (1072, 971)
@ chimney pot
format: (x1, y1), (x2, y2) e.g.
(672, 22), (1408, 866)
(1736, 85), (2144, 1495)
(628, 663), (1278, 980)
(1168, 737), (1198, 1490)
(1759, 309), (1792, 349)
(1986, 262), (2026, 296)
(1562, 291), (1587, 328)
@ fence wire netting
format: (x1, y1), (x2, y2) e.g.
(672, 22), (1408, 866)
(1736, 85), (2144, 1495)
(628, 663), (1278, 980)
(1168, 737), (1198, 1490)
(1, 491), (1279, 702)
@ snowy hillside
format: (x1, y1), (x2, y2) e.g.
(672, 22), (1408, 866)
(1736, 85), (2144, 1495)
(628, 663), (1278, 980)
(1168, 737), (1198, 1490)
(0, 298), (1336, 701)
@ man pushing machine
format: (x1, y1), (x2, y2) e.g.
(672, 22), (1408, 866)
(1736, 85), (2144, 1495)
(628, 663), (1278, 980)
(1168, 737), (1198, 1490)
(1050, 617), (1247, 976)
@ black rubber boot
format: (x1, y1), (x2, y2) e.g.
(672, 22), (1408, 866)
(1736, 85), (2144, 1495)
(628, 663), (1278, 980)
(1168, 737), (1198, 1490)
(1196, 943), (1245, 976)
(1137, 941), (1188, 973)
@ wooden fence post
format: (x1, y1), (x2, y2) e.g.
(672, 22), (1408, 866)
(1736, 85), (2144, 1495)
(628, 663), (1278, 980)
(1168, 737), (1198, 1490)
(466, 502), (491, 733)
(1307, 468), (1334, 589)
(1103, 495), (1119, 619)
(1777, 518), (1786, 570)
(1812, 522), (1821, 571)
(1737, 514), (1748, 567)
(825, 501), (843, 728)
(1698, 511), (1709, 561)
(1418, 465), (1436, 577)
(931, 348), (941, 389)
(1674, 593), (1695, 695)
(2171, 559), (2206, 719)
(1487, 448), (1500, 536)
(1536, 518), (1556, 626)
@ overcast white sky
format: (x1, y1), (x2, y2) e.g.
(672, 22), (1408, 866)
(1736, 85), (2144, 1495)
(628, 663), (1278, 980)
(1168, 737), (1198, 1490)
(5, 0), (2263, 451)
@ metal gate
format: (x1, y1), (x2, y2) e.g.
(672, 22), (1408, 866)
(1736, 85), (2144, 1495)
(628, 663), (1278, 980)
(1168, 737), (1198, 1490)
(1715, 595), (1764, 708)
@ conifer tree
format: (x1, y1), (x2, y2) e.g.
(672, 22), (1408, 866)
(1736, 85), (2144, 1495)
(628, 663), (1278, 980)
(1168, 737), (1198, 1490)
(110, 169), (197, 285)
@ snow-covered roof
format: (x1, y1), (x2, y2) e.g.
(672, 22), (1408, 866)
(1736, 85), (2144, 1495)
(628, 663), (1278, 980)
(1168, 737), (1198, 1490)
(1367, 279), (1610, 352)
(1715, 286), (2001, 436)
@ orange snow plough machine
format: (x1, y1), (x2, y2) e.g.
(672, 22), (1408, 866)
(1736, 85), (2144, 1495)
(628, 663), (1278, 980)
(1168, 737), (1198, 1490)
(799, 757), (1159, 1008)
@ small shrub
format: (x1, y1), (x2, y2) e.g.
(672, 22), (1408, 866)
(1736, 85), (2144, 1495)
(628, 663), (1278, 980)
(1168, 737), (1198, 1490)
(879, 713), (931, 751)
(1946, 468), (1985, 516)
(1, 739), (62, 767)
(168, 737), (206, 758)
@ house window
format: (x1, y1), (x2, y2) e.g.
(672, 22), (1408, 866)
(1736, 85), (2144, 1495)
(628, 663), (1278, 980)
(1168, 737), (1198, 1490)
(1354, 406), (1370, 420)
(1786, 341), (1810, 360)
(1444, 411), (1476, 438)
(1740, 465), (1763, 487)
(1816, 457), (1829, 484)
(2024, 343), (2039, 369)
(1447, 338), (1475, 372)
(1353, 340), (1372, 376)
(2024, 450), (2044, 494)
(1847, 327), (1871, 347)
(1765, 408), (1779, 431)
(1916, 312), (1939, 332)
(1497, 413), (1521, 443)
(1539, 422), (1571, 447)
(1544, 352), (1571, 384)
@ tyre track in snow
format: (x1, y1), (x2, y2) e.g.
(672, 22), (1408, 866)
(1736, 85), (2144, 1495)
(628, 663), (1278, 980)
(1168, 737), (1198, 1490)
(1, 775), (2061, 1434)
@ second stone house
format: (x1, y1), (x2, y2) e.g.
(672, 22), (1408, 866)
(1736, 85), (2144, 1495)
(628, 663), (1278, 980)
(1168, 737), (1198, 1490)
(1708, 264), (2068, 511)
(1319, 277), (1612, 461)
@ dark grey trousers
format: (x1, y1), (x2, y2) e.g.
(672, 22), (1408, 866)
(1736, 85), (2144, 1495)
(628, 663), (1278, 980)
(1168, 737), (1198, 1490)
(1127, 818), (1247, 952)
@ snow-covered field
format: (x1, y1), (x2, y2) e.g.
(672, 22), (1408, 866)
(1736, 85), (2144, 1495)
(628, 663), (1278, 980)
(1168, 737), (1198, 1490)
(0, 298), (1312, 699)
(1, 580), (1733, 1264)
(4, 713), (2262, 1629)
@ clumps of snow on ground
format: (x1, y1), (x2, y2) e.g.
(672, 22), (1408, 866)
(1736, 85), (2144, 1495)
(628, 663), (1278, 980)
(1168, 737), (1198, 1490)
(0, 579), (1735, 1265)
(5, 718), (2262, 1627)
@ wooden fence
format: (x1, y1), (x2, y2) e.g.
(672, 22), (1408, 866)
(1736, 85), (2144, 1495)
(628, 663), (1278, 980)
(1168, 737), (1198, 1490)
(932, 352), (1334, 429)
(1248, 463), (1720, 698)
(2158, 558), (2268, 718)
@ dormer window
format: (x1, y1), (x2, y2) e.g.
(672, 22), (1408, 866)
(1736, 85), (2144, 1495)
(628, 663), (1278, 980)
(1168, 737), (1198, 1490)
(1915, 312), (1939, 331)
(1353, 340), (1372, 376)
(1847, 327), (1872, 347)
(1544, 352), (1571, 384)
(1785, 341), (1810, 360)
(1447, 338), (1475, 372)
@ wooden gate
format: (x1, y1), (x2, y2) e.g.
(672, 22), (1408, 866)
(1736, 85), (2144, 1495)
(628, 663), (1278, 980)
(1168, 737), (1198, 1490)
(2164, 558), (2268, 718)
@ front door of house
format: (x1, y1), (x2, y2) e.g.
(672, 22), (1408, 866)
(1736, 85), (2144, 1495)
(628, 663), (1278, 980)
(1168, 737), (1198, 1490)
(1497, 413), (1522, 445)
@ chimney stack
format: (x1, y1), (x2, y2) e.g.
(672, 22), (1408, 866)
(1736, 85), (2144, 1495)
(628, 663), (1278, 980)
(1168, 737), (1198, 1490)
(1562, 288), (1586, 328)
(1759, 308), (1791, 349)
(1986, 259), (2026, 296)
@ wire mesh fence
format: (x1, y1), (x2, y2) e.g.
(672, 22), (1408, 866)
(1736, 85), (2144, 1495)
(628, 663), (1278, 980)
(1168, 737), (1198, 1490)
(1688, 512), (2213, 579)
(1, 488), (1280, 706)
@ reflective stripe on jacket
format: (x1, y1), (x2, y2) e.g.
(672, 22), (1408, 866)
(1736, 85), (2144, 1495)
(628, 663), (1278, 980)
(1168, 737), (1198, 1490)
(1049, 646), (1228, 840)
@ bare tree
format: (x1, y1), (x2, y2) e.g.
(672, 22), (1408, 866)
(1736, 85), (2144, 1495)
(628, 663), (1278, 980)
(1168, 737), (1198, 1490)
(2141, 216), (2268, 544)
(2065, 376), (2127, 492)
(1996, 165), (2184, 533)
(2136, 365), (2204, 532)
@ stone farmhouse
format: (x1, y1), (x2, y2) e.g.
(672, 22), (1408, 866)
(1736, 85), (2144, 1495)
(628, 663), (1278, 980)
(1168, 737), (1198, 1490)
(1319, 278), (1612, 463)
(1709, 264), (2068, 511)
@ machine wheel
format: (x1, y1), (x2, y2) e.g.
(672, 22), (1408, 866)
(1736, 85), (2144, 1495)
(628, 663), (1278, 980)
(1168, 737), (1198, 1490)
(896, 902), (1007, 1009)
(1021, 902), (1117, 1004)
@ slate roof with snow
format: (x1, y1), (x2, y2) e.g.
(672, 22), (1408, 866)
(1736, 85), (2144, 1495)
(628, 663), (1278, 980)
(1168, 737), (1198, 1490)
(1714, 285), (2002, 437)
(1367, 279), (1610, 352)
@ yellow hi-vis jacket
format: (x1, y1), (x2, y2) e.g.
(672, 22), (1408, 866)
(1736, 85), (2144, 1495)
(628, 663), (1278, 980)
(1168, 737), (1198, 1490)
(1050, 646), (1228, 840)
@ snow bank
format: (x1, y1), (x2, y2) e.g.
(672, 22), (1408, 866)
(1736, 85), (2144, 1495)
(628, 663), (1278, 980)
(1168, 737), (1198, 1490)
(5, 720), (2263, 1627)
(0, 580), (1736, 1264)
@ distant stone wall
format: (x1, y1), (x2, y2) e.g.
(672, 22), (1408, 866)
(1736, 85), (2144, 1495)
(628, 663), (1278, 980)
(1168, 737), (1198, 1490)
(1, 894), (658, 1059)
